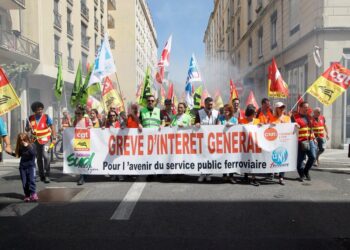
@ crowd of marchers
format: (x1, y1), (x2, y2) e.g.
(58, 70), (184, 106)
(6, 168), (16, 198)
(0, 95), (331, 201)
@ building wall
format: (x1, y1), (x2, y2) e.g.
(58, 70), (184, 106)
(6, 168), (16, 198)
(204, 0), (350, 148)
(0, 0), (107, 143)
(108, 0), (157, 104)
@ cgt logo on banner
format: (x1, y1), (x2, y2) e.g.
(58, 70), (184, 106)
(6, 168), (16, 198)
(73, 129), (90, 151)
(66, 128), (96, 173)
(264, 127), (278, 141)
(271, 147), (288, 167)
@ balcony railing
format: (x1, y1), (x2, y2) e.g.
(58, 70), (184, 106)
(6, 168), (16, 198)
(81, 36), (89, 50)
(108, 14), (115, 28)
(54, 51), (62, 66)
(100, 0), (104, 12)
(67, 22), (74, 38)
(67, 0), (73, 6)
(81, 2), (89, 21)
(68, 57), (74, 71)
(108, 0), (116, 10)
(0, 29), (39, 60)
(54, 11), (62, 30)
(94, 17), (98, 31)
(13, 0), (25, 8)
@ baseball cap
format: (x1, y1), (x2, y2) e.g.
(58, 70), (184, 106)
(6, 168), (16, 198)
(274, 102), (285, 109)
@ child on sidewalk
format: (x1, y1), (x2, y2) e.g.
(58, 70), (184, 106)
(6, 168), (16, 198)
(12, 133), (38, 202)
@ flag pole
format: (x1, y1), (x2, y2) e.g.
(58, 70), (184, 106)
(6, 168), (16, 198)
(114, 72), (126, 111)
(290, 91), (307, 112)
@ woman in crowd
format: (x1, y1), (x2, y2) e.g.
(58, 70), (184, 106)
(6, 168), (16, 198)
(271, 102), (291, 185)
(90, 109), (102, 128)
(104, 110), (121, 128)
(219, 104), (238, 183)
(171, 102), (191, 127)
(73, 105), (92, 185)
(239, 104), (261, 186)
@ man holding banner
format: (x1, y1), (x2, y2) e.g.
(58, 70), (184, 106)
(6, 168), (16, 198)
(291, 101), (316, 182)
(195, 97), (219, 182)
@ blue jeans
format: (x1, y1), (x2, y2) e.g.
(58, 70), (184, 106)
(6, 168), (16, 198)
(19, 167), (36, 197)
(316, 137), (326, 155)
(297, 140), (317, 177)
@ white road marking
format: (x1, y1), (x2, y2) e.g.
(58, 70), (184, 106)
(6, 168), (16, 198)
(0, 203), (38, 217)
(110, 178), (146, 220)
(0, 171), (13, 177)
(317, 168), (350, 171)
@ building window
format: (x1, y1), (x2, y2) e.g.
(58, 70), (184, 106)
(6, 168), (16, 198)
(54, 0), (59, 13)
(247, 0), (252, 25)
(258, 26), (263, 58)
(286, 57), (308, 107)
(232, 28), (235, 47)
(54, 35), (61, 65)
(82, 52), (88, 75)
(289, 0), (300, 36)
(237, 17), (240, 41)
(270, 11), (277, 49)
(248, 38), (252, 65)
(54, 35), (60, 52)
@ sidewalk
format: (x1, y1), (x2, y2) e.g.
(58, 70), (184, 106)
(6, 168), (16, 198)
(319, 148), (349, 167)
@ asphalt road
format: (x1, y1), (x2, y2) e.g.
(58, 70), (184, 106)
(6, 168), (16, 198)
(0, 163), (349, 250)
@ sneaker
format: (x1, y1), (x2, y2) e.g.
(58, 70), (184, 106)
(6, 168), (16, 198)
(298, 177), (304, 182)
(30, 193), (39, 202)
(77, 176), (85, 185)
(251, 179), (260, 186)
(110, 175), (117, 181)
(118, 175), (125, 181)
(197, 175), (205, 182)
(305, 173), (311, 181)
(279, 178), (285, 185)
(229, 177), (237, 184)
(24, 196), (30, 202)
(205, 175), (211, 182)
(44, 176), (50, 183)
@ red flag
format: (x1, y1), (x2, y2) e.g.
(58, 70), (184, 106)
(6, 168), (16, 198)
(167, 82), (174, 99)
(245, 90), (259, 110)
(268, 58), (289, 98)
(229, 79), (239, 101)
(155, 35), (172, 84)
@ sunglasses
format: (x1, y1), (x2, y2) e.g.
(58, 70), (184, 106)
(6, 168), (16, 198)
(147, 100), (155, 103)
(75, 112), (82, 115)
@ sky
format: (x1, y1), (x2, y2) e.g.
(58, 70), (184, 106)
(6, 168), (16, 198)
(148, 0), (213, 88)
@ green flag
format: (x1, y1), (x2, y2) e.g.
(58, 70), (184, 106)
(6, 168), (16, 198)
(54, 58), (64, 100)
(193, 85), (203, 109)
(70, 61), (83, 108)
(138, 67), (152, 107)
(77, 63), (101, 105)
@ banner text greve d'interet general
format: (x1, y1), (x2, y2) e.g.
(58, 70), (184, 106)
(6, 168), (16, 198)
(63, 124), (297, 175)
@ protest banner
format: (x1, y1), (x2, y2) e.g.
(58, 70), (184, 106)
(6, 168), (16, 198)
(63, 124), (297, 175)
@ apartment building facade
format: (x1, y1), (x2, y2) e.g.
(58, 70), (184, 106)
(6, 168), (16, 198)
(0, 0), (107, 144)
(108, 0), (158, 103)
(204, 0), (350, 148)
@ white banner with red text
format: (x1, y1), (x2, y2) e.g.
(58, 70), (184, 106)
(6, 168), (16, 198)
(63, 124), (297, 175)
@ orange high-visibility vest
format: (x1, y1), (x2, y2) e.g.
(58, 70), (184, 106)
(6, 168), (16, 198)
(312, 115), (325, 138)
(293, 113), (313, 142)
(256, 108), (274, 124)
(29, 114), (51, 145)
(239, 117), (260, 125)
(270, 115), (291, 124)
